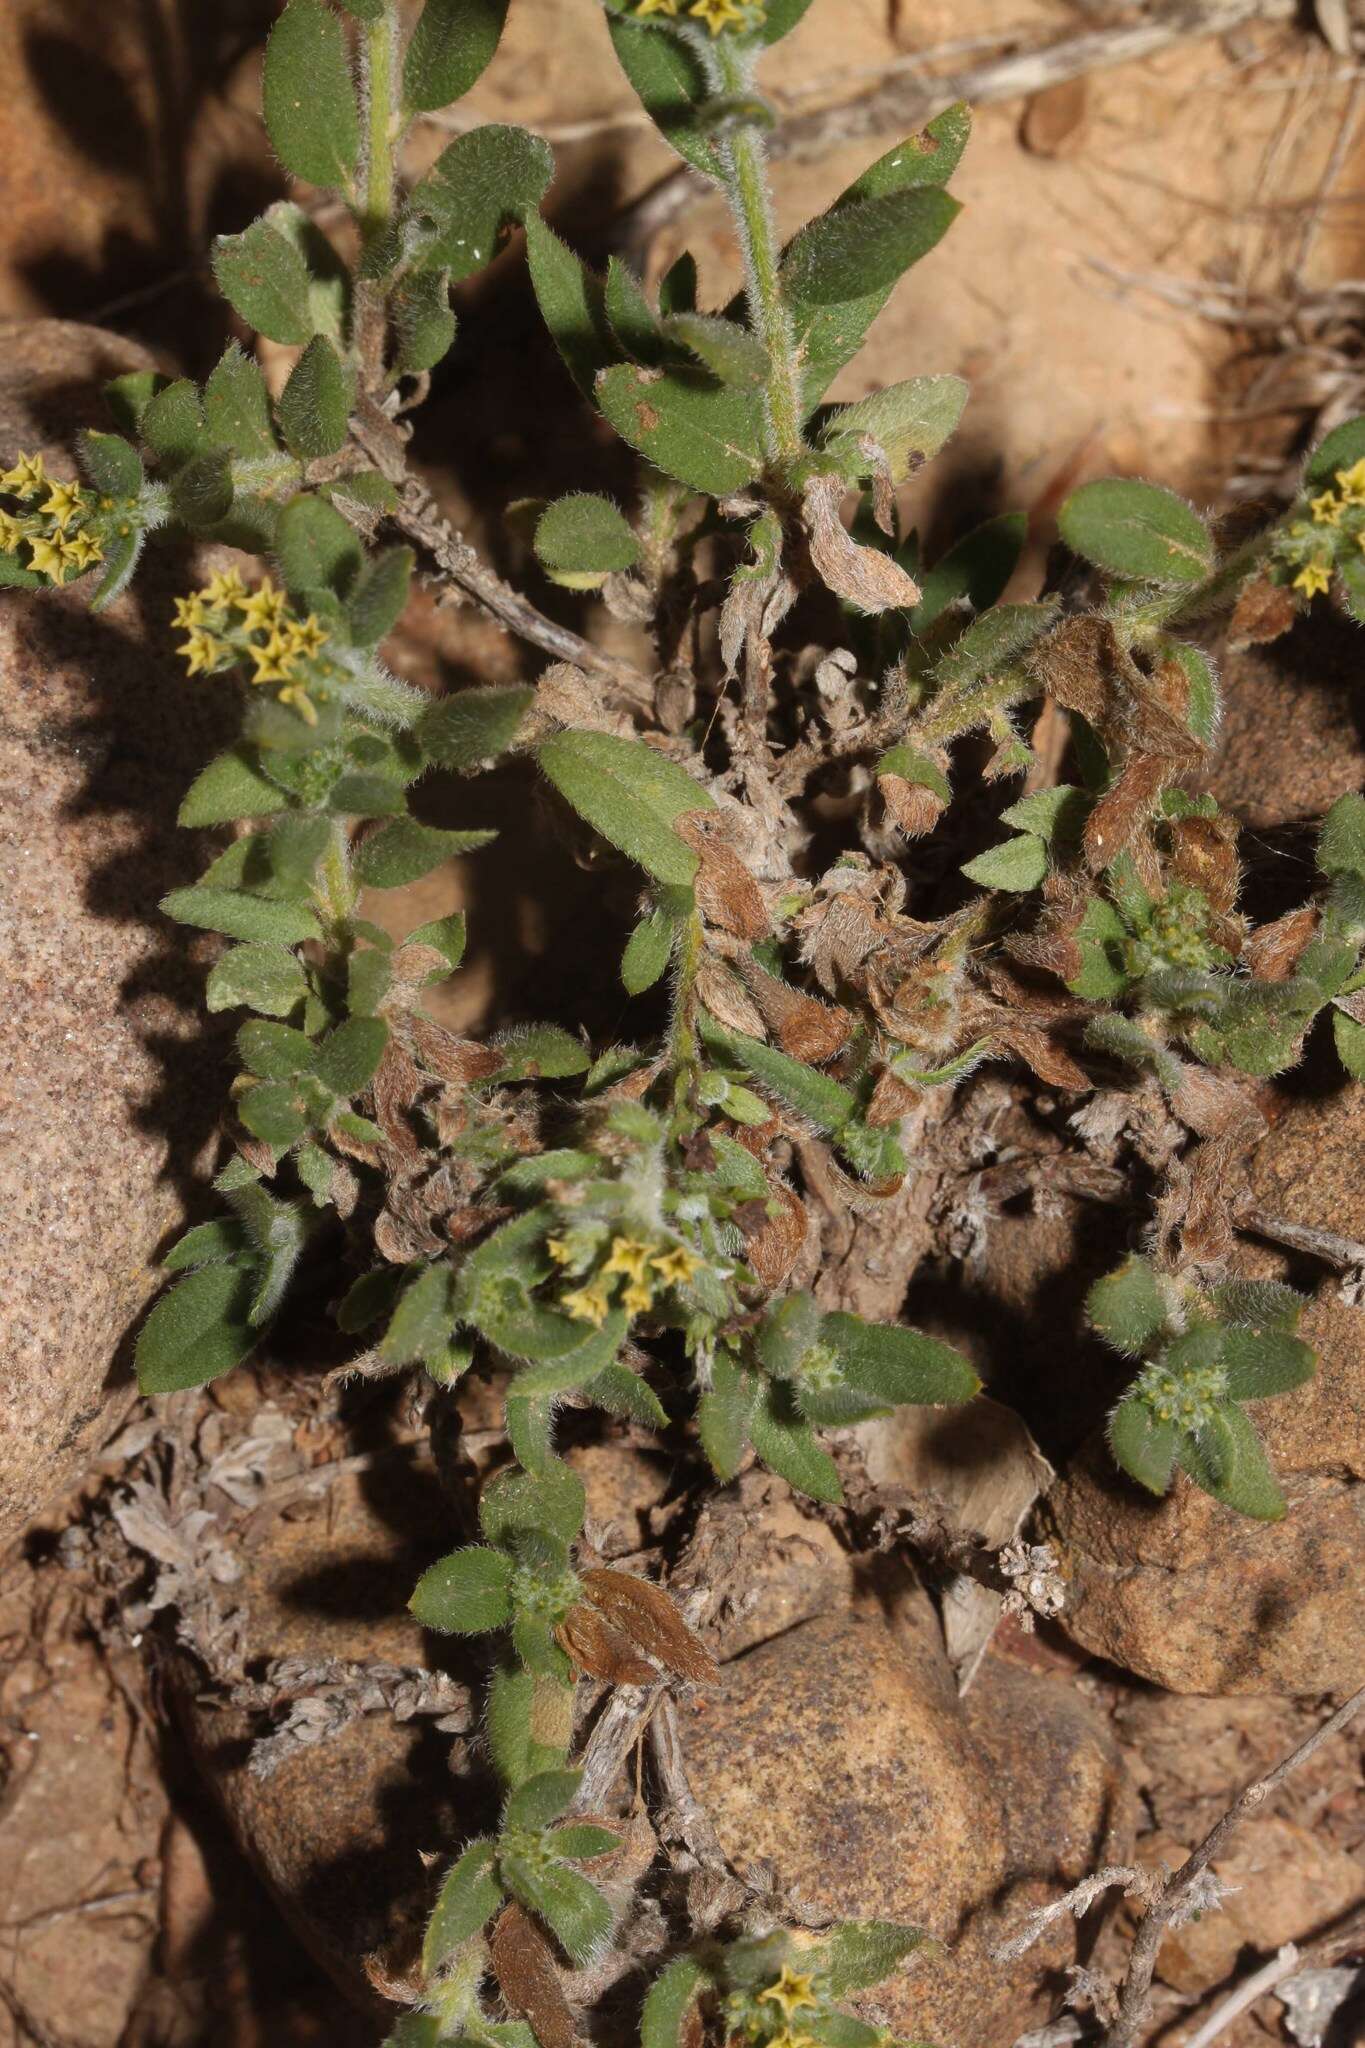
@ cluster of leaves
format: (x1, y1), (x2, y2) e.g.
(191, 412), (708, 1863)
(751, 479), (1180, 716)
(1089, 1257), (1315, 1521)
(18, 0), (1365, 2040)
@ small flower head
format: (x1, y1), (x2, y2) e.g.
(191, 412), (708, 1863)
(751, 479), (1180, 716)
(759, 1969), (819, 2023)
(203, 567), (248, 610)
(688, 0), (757, 28)
(277, 681), (320, 727)
(1310, 489), (1342, 527)
(1336, 458), (1365, 503)
(178, 626), (228, 677)
(60, 529), (103, 572)
(172, 592), (209, 631)
(27, 534), (70, 584)
(1293, 558), (1332, 600)
(283, 611), (329, 658)
(0, 510), (24, 553)
(248, 631), (298, 687)
(652, 1243), (702, 1287)
(633, 0), (680, 13)
(621, 1278), (654, 1316)
(235, 576), (288, 633)
(562, 1279), (612, 1327)
(1, 452), (48, 500)
(40, 479), (84, 531)
(547, 1237), (576, 1266)
(603, 1235), (654, 1282)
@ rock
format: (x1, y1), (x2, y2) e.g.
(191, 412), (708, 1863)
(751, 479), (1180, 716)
(0, 318), (236, 1541)
(0, 3), (278, 355)
(681, 1590), (1133, 2048)
(1043, 1088), (1365, 1694)
(1133, 1820), (1365, 1996)
(1206, 611), (1365, 833)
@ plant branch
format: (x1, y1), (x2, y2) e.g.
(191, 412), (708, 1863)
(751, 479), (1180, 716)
(1102, 1686), (1365, 2048)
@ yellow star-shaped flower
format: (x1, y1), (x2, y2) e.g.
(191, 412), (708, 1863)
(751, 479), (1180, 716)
(285, 611), (330, 658)
(621, 1279), (654, 1316)
(0, 510), (25, 553)
(689, 0), (751, 28)
(1292, 559), (1332, 600)
(172, 592), (209, 631)
(634, 0), (680, 13)
(1335, 459), (1365, 503)
(603, 1236), (655, 1282)
(651, 1243), (702, 1286)
(28, 534), (69, 583)
(236, 578), (288, 632)
(248, 634), (297, 686)
(562, 1280), (612, 1327)
(1309, 490), (1342, 527)
(40, 479), (84, 531)
(759, 1969), (819, 2023)
(547, 1236), (576, 1266)
(203, 567), (247, 609)
(60, 529), (104, 572)
(178, 627), (226, 677)
(1, 452), (48, 500)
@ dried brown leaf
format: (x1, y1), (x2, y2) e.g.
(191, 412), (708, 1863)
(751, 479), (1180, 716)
(739, 961), (853, 1063)
(407, 1014), (505, 1087)
(675, 811), (768, 940)
(491, 1903), (577, 2048)
(801, 473), (919, 614)
(1229, 574), (1297, 648)
(556, 1603), (656, 1686)
(880, 773), (945, 838)
(740, 1183), (808, 1289)
(994, 1021), (1090, 1092)
(1082, 751), (1169, 872)
(1167, 812), (1241, 914)
(697, 959), (767, 1038)
(581, 1569), (720, 1686)
(1243, 905), (1319, 982)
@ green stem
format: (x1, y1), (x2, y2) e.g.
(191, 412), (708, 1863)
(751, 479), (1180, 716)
(318, 821), (358, 938)
(1134, 528), (1275, 638)
(361, 10), (398, 244)
(711, 39), (804, 467)
(667, 908), (706, 1141)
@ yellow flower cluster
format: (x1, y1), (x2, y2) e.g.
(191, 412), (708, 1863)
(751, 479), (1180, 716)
(171, 571), (332, 725)
(1286, 458), (1365, 600)
(633, 0), (765, 33)
(0, 453), (108, 586)
(552, 1231), (703, 1326)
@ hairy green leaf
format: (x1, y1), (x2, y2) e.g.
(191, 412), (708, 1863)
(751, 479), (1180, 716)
(263, 0), (359, 189)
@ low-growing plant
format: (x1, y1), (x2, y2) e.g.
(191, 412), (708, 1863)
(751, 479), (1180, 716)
(9, 0), (1365, 2035)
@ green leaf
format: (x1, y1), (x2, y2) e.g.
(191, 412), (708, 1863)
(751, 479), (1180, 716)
(760, 0), (817, 41)
(512, 1609), (570, 1680)
(584, 1360), (668, 1428)
(411, 123), (554, 280)
(605, 256), (663, 362)
(381, 1260), (460, 1365)
(500, 1857), (610, 1966)
(420, 684), (535, 771)
(354, 818), (495, 888)
(136, 1263), (258, 1393)
(1161, 639), (1220, 746)
(275, 493), (363, 601)
(402, 910), (468, 980)
(480, 1462), (586, 1547)
(347, 546), (414, 647)
(142, 378), (206, 467)
(263, 0), (359, 190)
(410, 1545), (515, 1632)
(238, 1080), (308, 1148)
(821, 374), (968, 484)
(782, 187), (959, 308)
(621, 903), (677, 995)
(657, 253), (697, 318)
(163, 1217), (249, 1271)
(1108, 1395), (1178, 1496)
(1334, 1009), (1365, 1079)
(423, 1840), (503, 1973)
(179, 749), (289, 827)
(278, 335), (353, 460)
(538, 729), (713, 886)
(76, 429), (142, 499)
(506, 1389), (556, 1475)
(1059, 478), (1214, 588)
(212, 220), (315, 344)
(313, 1014), (388, 1096)
(702, 1019), (857, 1134)
(594, 361), (763, 497)
(641, 1957), (712, 2048)
(999, 785), (1089, 843)
(525, 216), (620, 402)
(934, 600), (1057, 691)
(662, 312), (767, 388)
(160, 886), (321, 946)
(228, 1181), (311, 1325)
(549, 1823), (620, 1862)
(170, 449), (234, 528)
(238, 1018), (313, 1079)
(514, 1315), (626, 1399)
(605, 15), (722, 181)
(0, 552), (40, 591)
(504, 1768), (580, 1832)
(804, 1920), (928, 1995)
(1305, 414), (1365, 492)
(1220, 1328), (1315, 1401)
(534, 493), (640, 583)
(490, 1024), (591, 1081)
(206, 943), (308, 1017)
(403, 0), (513, 113)
(1067, 897), (1130, 1001)
(1179, 1403), (1285, 1521)
(1212, 1278), (1305, 1334)
(910, 511), (1026, 632)
(750, 1382), (843, 1503)
(1088, 1256), (1169, 1356)
(822, 1316), (978, 1406)
(204, 343), (278, 461)
(103, 369), (165, 436)
(392, 268), (456, 376)
(960, 833), (1047, 892)
(1318, 792), (1365, 880)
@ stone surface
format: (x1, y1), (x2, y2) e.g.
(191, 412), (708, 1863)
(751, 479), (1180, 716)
(1044, 1087), (1365, 1695)
(0, 318), (236, 1542)
(1206, 611), (1365, 833)
(682, 1593), (1132, 2048)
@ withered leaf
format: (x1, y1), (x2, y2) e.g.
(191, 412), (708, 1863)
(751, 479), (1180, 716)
(556, 1603), (656, 1686)
(739, 961), (853, 1063)
(994, 1021), (1090, 1093)
(1243, 905), (1319, 982)
(407, 1014), (506, 1086)
(491, 1903), (577, 2048)
(1229, 574), (1297, 648)
(867, 1067), (922, 1125)
(696, 959), (767, 1038)
(880, 773), (945, 838)
(1167, 812), (1240, 914)
(674, 811), (768, 940)
(1082, 751), (1169, 872)
(740, 1182), (808, 1289)
(580, 1569), (720, 1686)
(801, 473), (920, 615)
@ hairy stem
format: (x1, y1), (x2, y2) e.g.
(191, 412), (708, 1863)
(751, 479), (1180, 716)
(360, 9), (399, 244)
(668, 908), (706, 1140)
